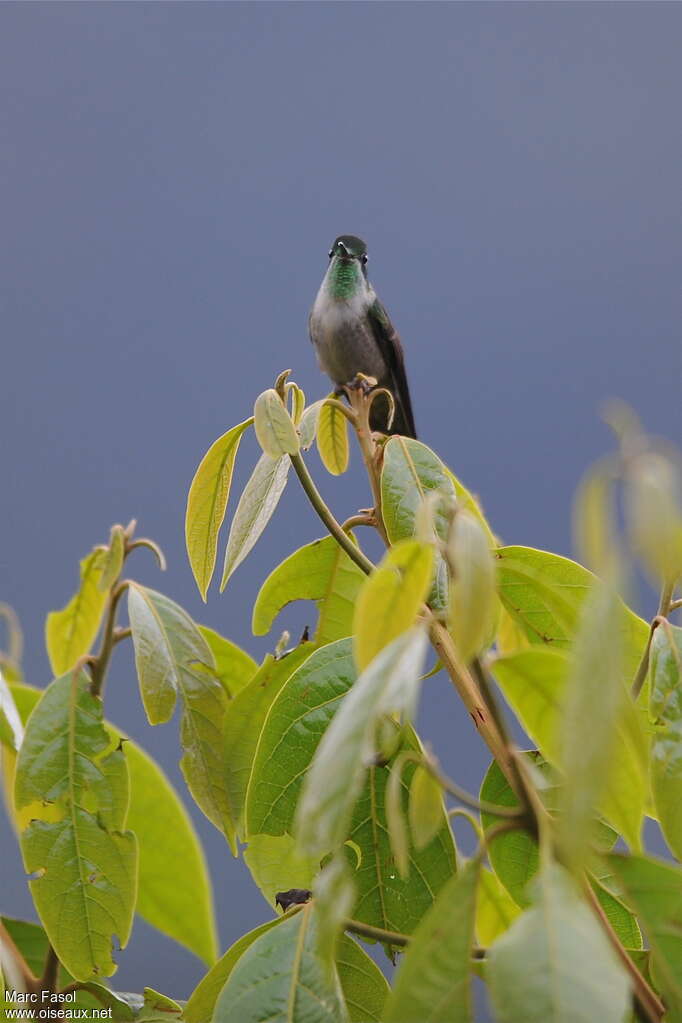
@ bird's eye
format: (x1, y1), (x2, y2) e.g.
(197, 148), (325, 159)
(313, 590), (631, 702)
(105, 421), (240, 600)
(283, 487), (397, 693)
(328, 249), (333, 259)
(362, 254), (368, 265)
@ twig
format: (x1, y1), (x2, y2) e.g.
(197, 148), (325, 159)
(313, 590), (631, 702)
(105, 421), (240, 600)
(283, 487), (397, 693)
(40, 945), (59, 993)
(632, 579), (677, 699)
(89, 582), (129, 697)
(289, 453), (374, 575)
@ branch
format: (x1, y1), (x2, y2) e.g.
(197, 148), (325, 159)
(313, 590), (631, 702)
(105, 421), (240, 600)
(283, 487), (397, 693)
(582, 880), (664, 1022)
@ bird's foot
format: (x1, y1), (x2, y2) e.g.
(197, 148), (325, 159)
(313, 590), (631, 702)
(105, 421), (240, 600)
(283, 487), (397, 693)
(346, 373), (377, 396)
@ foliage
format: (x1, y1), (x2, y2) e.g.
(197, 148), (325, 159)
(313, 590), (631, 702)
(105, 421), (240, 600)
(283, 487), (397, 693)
(2, 374), (681, 1023)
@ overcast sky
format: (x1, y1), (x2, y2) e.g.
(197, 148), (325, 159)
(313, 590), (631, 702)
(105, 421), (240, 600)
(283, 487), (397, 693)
(2, 3), (681, 1014)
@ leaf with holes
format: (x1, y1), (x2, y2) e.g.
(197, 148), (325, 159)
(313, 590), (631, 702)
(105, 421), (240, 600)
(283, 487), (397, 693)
(252, 535), (365, 645)
(13, 669), (137, 979)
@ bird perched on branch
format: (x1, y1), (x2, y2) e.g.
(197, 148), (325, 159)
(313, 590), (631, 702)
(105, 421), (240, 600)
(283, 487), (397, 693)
(309, 235), (417, 438)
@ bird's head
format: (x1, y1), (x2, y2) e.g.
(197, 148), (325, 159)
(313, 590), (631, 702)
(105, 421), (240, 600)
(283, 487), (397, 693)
(328, 235), (368, 274)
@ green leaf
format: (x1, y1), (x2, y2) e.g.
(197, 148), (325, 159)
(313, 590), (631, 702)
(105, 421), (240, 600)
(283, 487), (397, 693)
(447, 510), (497, 662)
(4, 683), (216, 965)
(294, 630), (429, 856)
(220, 453), (290, 591)
(14, 670), (138, 980)
(243, 833), (318, 907)
(625, 451), (682, 586)
(313, 854), (356, 971)
(385, 756), (410, 879)
(488, 863), (631, 1023)
(335, 934), (390, 1023)
(650, 623), (682, 859)
(45, 549), (107, 676)
(607, 853), (682, 1018)
(353, 540), (433, 671)
(0, 670), (23, 752)
(0, 916), (74, 987)
(213, 904), (348, 1023)
(380, 437), (490, 612)
(481, 757), (635, 928)
(557, 581), (637, 865)
(247, 639), (457, 937)
(383, 860), (480, 1023)
(123, 737), (217, 965)
(475, 867), (521, 946)
(298, 399), (324, 451)
(317, 398), (349, 475)
(252, 536), (365, 645)
(495, 546), (648, 679)
(127, 585), (233, 849)
(408, 765), (445, 852)
(185, 917), (285, 1023)
(98, 525), (126, 592)
(492, 648), (647, 849)
(254, 388), (300, 458)
(197, 625), (257, 698)
(185, 418), (253, 601)
(225, 645), (314, 837)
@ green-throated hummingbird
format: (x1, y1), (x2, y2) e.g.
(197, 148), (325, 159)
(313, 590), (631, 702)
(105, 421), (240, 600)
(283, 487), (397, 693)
(309, 235), (417, 438)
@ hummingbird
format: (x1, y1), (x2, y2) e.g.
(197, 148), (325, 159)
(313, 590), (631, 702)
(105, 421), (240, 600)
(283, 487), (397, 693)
(309, 235), (417, 438)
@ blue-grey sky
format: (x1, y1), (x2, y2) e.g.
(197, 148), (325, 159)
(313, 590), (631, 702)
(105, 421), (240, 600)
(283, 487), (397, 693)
(2, 2), (681, 1013)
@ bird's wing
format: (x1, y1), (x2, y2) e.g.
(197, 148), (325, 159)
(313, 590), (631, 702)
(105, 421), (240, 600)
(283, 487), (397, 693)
(368, 298), (417, 438)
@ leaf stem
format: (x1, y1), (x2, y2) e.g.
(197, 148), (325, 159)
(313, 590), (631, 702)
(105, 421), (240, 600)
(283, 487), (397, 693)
(670, 598), (682, 611)
(631, 578), (677, 699)
(289, 453), (375, 575)
(423, 756), (525, 820)
(89, 581), (128, 697)
(344, 918), (410, 947)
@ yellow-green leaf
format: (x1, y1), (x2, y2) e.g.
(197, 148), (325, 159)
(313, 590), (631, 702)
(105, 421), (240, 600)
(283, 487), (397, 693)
(408, 764), (444, 851)
(127, 585), (234, 850)
(650, 624), (682, 859)
(252, 535), (365, 645)
(45, 549), (107, 676)
(98, 525), (126, 592)
(353, 540), (433, 671)
(476, 866), (521, 946)
(447, 510), (497, 663)
(253, 388), (300, 458)
(14, 670), (138, 980)
(185, 418), (253, 601)
(197, 625), (257, 697)
(317, 397), (349, 475)
(220, 454), (290, 591)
